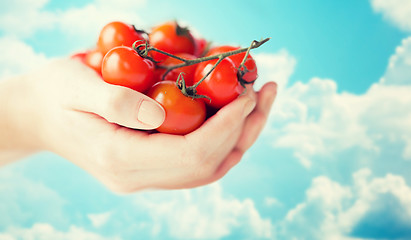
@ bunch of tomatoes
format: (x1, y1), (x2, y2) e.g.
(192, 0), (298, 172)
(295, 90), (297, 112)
(73, 21), (266, 135)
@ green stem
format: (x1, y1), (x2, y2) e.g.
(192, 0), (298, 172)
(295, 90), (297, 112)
(166, 37), (269, 69)
(133, 37), (270, 100)
(237, 40), (259, 87)
(156, 37), (270, 80)
(239, 40), (255, 70)
(148, 48), (190, 63)
(191, 57), (224, 89)
(177, 73), (211, 101)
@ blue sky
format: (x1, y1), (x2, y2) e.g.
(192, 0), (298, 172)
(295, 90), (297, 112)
(24, 0), (408, 94)
(1, 0), (411, 239)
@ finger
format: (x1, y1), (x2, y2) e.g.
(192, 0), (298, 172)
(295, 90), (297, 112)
(184, 149), (244, 189)
(235, 81), (278, 152)
(91, 84), (165, 130)
(208, 149), (244, 184)
(185, 85), (257, 156)
(143, 109), (247, 189)
(78, 80), (256, 173)
(96, 146), (245, 193)
(111, 86), (256, 171)
(66, 59), (165, 130)
(82, 87), (256, 191)
(94, 97), (250, 190)
(178, 83), (278, 187)
(122, 123), (245, 190)
(187, 82), (278, 187)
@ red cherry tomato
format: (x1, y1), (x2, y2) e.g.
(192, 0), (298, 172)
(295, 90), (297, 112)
(147, 81), (206, 135)
(194, 58), (243, 109)
(155, 53), (197, 83)
(206, 45), (258, 83)
(71, 52), (87, 63)
(97, 21), (145, 55)
(84, 49), (104, 74)
(101, 46), (155, 93)
(148, 21), (196, 62)
(194, 38), (208, 57)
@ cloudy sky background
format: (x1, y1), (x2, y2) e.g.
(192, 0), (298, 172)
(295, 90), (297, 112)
(1, 0), (411, 239)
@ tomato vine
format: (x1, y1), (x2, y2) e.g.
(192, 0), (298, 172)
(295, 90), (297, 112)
(132, 37), (270, 99)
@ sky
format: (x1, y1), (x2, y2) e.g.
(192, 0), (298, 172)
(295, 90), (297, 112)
(1, 0), (411, 239)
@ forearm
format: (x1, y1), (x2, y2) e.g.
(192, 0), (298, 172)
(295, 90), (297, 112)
(0, 76), (40, 165)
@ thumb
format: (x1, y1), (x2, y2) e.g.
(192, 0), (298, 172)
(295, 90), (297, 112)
(95, 84), (165, 130)
(67, 58), (165, 130)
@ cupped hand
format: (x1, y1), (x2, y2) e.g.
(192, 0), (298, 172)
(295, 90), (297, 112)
(20, 58), (277, 193)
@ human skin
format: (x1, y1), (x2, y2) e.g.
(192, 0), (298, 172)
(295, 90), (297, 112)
(0, 58), (277, 193)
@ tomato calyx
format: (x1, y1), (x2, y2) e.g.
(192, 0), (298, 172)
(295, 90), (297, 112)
(134, 38), (269, 68)
(236, 39), (262, 88)
(133, 37), (270, 97)
(174, 21), (196, 49)
(132, 25), (149, 38)
(237, 66), (256, 87)
(133, 40), (159, 63)
(176, 73), (211, 101)
(167, 38), (270, 77)
(175, 21), (191, 37)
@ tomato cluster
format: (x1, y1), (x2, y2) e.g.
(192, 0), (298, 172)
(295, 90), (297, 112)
(73, 21), (260, 135)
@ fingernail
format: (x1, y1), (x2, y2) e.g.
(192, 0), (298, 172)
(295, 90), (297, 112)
(137, 100), (165, 128)
(243, 98), (256, 117)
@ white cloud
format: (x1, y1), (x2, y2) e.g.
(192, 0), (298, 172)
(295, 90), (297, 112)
(265, 196), (282, 207)
(0, 167), (121, 239)
(56, 0), (147, 45)
(403, 135), (411, 159)
(0, 169), (67, 228)
(380, 36), (411, 85)
(87, 212), (111, 228)
(278, 169), (411, 239)
(0, 223), (119, 240)
(281, 176), (354, 239)
(0, 0), (147, 40)
(0, 0), (149, 80)
(254, 50), (296, 91)
(0, 37), (50, 80)
(265, 78), (378, 167)
(258, 36), (411, 167)
(1, 2), (411, 240)
(306, 176), (352, 210)
(133, 183), (274, 239)
(251, 3), (411, 169)
(370, 0), (411, 32)
(0, 0), (55, 37)
(254, 50), (303, 134)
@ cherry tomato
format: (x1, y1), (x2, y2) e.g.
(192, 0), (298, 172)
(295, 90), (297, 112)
(147, 81), (206, 135)
(194, 38), (208, 57)
(97, 21), (145, 55)
(148, 21), (196, 62)
(101, 46), (155, 93)
(84, 49), (104, 74)
(206, 45), (258, 83)
(155, 53), (197, 83)
(194, 58), (243, 109)
(71, 52), (87, 63)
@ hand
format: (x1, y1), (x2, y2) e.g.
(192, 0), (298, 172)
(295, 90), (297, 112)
(1, 58), (277, 193)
